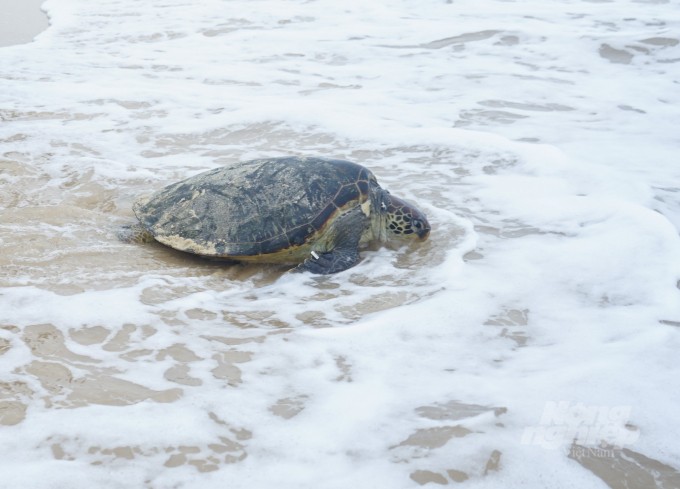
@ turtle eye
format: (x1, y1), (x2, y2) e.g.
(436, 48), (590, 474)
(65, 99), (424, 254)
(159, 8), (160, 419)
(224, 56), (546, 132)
(411, 218), (430, 239)
(380, 201), (387, 211)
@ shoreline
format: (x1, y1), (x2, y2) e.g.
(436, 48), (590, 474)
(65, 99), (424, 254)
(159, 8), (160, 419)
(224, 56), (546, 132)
(0, 0), (49, 48)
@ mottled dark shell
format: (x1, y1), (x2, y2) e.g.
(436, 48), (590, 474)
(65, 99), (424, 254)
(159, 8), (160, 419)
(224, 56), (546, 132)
(133, 156), (377, 257)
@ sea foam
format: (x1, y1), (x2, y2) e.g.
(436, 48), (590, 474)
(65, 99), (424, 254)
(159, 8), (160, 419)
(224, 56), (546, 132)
(1, 0), (679, 487)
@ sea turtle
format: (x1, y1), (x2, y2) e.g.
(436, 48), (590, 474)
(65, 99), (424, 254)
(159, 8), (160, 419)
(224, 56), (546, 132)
(123, 156), (430, 274)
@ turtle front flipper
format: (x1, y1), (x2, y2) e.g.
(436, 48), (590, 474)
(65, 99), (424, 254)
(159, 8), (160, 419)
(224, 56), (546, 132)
(295, 247), (361, 274)
(293, 205), (368, 274)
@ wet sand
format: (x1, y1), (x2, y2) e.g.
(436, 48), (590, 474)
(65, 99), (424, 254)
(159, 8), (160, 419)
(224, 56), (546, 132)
(2, 1), (680, 487)
(0, 0), (48, 47)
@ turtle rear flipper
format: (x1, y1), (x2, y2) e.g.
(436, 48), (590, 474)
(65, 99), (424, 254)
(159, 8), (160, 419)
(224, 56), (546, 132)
(118, 223), (156, 244)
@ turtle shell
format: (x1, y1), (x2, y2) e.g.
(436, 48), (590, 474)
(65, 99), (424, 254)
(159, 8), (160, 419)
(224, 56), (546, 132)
(133, 156), (377, 260)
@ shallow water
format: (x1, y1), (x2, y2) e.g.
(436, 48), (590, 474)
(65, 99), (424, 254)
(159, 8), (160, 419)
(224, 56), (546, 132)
(1, 1), (680, 488)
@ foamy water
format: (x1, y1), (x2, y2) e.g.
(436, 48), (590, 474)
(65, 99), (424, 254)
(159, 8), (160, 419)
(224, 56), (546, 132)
(1, 1), (680, 487)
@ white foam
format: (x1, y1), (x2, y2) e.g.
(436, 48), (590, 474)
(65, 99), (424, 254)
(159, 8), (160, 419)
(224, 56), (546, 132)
(1, 0), (680, 487)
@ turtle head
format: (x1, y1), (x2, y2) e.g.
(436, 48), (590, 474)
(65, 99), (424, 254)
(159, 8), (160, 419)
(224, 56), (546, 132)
(379, 192), (430, 241)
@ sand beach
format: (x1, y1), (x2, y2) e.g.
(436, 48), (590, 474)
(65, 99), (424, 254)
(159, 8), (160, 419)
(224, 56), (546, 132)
(1, 1), (679, 487)
(0, 0), (48, 47)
